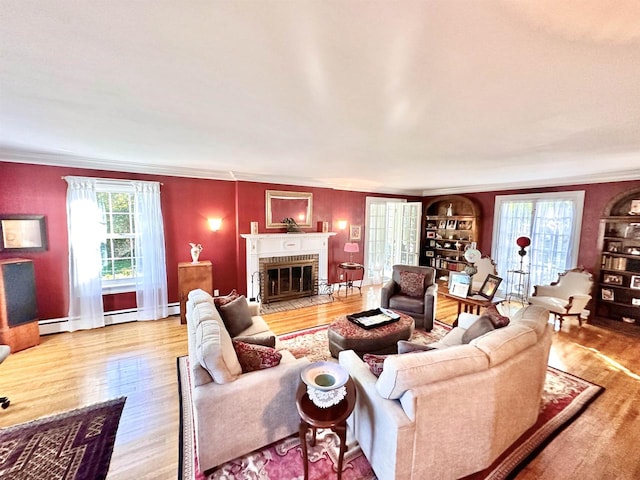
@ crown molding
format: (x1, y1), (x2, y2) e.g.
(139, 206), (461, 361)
(0, 146), (424, 196)
(420, 170), (640, 196)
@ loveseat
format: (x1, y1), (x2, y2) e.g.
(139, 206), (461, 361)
(339, 305), (552, 480)
(185, 289), (310, 473)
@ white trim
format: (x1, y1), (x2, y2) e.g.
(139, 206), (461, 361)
(38, 302), (180, 335)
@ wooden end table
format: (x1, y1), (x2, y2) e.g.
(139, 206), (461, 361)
(296, 377), (356, 480)
(337, 262), (364, 296)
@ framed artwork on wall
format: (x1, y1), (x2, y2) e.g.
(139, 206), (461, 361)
(350, 225), (361, 241)
(0, 214), (48, 252)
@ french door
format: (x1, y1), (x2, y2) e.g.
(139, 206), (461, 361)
(364, 198), (422, 284)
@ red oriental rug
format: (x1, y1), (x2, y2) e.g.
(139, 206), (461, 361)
(0, 397), (126, 480)
(178, 322), (603, 480)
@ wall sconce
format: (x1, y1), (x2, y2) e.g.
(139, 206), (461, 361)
(208, 218), (222, 232)
(338, 220), (348, 230)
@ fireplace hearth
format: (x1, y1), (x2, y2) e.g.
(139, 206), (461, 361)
(260, 255), (318, 303)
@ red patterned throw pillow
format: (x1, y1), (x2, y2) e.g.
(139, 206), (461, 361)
(232, 340), (282, 373)
(363, 353), (389, 377)
(399, 271), (425, 298)
(483, 305), (510, 328)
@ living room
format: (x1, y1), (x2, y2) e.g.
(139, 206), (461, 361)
(1, 2), (640, 479)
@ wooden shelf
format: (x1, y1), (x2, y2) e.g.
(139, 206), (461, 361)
(422, 195), (480, 280)
(592, 189), (640, 333)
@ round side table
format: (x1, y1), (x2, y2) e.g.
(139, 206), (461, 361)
(296, 377), (356, 480)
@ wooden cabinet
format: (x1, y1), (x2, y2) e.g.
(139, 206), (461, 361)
(0, 258), (40, 352)
(178, 261), (212, 324)
(422, 195), (480, 282)
(592, 189), (640, 333)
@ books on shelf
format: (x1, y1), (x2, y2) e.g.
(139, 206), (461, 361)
(601, 255), (628, 271)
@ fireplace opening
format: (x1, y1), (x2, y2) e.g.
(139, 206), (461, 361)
(260, 255), (319, 303)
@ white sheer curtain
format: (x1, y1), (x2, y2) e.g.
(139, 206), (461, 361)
(133, 181), (168, 320)
(65, 176), (105, 331)
(493, 192), (584, 295)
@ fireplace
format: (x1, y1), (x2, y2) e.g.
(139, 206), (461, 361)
(241, 232), (335, 303)
(260, 255), (319, 303)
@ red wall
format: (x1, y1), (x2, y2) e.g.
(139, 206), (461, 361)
(0, 161), (411, 321)
(425, 179), (640, 275)
(3, 159), (634, 321)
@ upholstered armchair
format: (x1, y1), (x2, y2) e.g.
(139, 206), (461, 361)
(380, 265), (437, 331)
(528, 267), (593, 329)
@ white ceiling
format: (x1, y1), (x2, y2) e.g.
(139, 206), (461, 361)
(1, 1), (640, 195)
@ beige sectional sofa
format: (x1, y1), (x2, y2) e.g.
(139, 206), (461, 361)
(185, 289), (310, 473)
(339, 305), (552, 480)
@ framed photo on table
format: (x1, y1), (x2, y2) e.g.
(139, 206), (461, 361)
(478, 274), (502, 300)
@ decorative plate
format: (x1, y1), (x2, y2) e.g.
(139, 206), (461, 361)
(301, 361), (348, 391)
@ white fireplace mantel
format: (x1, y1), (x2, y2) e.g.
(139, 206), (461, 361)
(240, 232), (336, 300)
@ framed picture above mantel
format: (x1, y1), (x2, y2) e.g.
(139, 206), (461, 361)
(0, 214), (48, 252)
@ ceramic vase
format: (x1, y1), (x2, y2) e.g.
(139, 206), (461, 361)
(189, 243), (202, 263)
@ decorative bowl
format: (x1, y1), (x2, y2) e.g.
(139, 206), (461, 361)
(301, 361), (348, 391)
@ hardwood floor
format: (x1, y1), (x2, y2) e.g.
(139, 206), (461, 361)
(0, 286), (638, 479)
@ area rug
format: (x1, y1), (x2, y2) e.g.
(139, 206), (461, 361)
(260, 293), (334, 315)
(178, 322), (604, 480)
(0, 397), (126, 480)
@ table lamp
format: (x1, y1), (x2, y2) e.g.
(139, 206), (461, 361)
(344, 243), (359, 263)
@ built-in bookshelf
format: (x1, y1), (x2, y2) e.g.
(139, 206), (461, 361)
(592, 188), (640, 334)
(422, 195), (480, 282)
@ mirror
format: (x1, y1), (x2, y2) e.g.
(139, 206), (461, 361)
(266, 190), (313, 229)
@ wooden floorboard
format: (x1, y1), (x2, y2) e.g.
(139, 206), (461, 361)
(0, 285), (637, 479)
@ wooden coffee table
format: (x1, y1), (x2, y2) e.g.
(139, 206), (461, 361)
(296, 378), (356, 480)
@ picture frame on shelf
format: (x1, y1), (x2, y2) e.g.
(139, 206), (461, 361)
(603, 274), (623, 285)
(601, 288), (614, 301)
(624, 223), (640, 239)
(632, 298), (640, 306)
(457, 220), (472, 230)
(426, 221), (437, 229)
(426, 250), (434, 257)
(631, 275), (640, 290)
(629, 199), (640, 215)
(607, 241), (622, 253)
(438, 220), (447, 229)
(445, 219), (457, 230)
(426, 231), (436, 239)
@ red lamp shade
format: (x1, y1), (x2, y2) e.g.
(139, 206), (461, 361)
(516, 236), (531, 248)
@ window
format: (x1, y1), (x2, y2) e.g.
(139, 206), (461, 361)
(96, 191), (137, 288)
(365, 198), (421, 283)
(492, 191), (585, 295)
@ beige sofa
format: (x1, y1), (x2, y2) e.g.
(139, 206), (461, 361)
(185, 289), (310, 473)
(339, 305), (552, 480)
